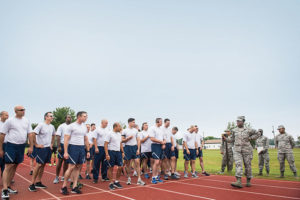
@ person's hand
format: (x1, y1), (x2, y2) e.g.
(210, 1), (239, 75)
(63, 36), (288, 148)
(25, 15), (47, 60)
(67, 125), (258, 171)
(162, 144), (166, 150)
(196, 149), (199, 155)
(187, 150), (190, 155)
(95, 148), (99, 154)
(64, 152), (69, 160)
(87, 152), (90, 159)
(128, 135), (133, 140)
(222, 135), (226, 140)
(171, 146), (175, 151)
(50, 144), (53, 150)
(106, 154), (110, 161)
(122, 153), (125, 158)
(27, 147), (33, 155)
(58, 147), (62, 153)
(136, 150), (140, 155)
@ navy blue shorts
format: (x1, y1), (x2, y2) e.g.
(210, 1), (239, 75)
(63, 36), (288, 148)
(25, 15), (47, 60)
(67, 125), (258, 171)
(35, 147), (52, 164)
(5, 142), (26, 164)
(58, 143), (64, 159)
(0, 143), (6, 171)
(162, 143), (172, 159)
(184, 149), (196, 161)
(67, 145), (86, 165)
(174, 147), (178, 159)
(151, 143), (162, 160)
(106, 150), (123, 167)
(197, 147), (203, 158)
(86, 146), (95, 161)
(124, 145), (139, 160)
(29, 146), (37, 159)
(141, 152), (152, 159)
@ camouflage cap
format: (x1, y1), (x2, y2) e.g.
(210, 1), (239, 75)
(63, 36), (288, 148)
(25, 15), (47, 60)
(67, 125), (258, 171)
(236, 116), (245, 122)
(277, 125), (285, 130)
(258, 129), (263, 132)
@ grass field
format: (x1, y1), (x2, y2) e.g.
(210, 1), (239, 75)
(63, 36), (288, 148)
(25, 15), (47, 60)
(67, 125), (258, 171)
(176, 148), (300, 181)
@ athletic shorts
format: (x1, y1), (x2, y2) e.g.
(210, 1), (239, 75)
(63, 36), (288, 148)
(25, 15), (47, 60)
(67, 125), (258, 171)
(196, 147), (203, 158)
(35, 147), (52, 164)
(151, 143), (162, 160)
(141, 152), (152, 159)
(124, 145), (139, 160)
(51, 146), (58, 154)
(67, 144), (86, 165)
(162, 143), (172, 159)
(174, 147), (178, 159)
(106, 150), (123, 167)
(57, 143), (65, 159)
(183, 149), (196, 161)
(5, 142), (26, 164)
(29, 146), (37, 159)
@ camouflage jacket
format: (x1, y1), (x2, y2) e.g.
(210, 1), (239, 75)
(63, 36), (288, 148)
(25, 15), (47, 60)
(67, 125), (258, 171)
(256, 135), (269, 151)
(226, 127), (259, 153)
(275, 133), (295, 153)
(220, 135), (234, 154)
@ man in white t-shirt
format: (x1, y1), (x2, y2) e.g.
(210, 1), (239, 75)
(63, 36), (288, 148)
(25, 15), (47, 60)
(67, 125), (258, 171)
(85, 124), (94, 179)
(0, 111), (9, 175)
(140, 122), (152, 179)
(53, 115), (72, 184)
(29, 112), (55, 192)
(61, 111), (90, 195)
(122, 118), (145, 186)
(161, 118), (173, 180)
(183, 126), (198, 178)
(149, 118), (165, 184)
(0, 106), (34, 199)
(104, 122), (124, 190)
(195, 125), (210, 176)
(92, 119), (109, 183)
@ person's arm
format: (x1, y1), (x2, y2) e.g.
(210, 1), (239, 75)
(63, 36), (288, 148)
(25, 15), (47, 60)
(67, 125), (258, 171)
(249, 129), (260, 140)
(84, 135), (90, 158)
(137, 136), (141, 155)
(290, 135), (295, 149)
(56, 135), (61, 152)
(171, 136), (175, 151)
(265, 137), (269, 150)
(183, 141), (190, 154)
(50, 135), (55, 150)
(122, 135), (133, 143)
(120, 142), (125, 158)
(150, 137), (164, 144)
(195, 141), (199, 155)
(140, 135), (149, 143)
(63, 134), (70, 159)
(104, 141), (110, 161)
(0, 134), (5, 158)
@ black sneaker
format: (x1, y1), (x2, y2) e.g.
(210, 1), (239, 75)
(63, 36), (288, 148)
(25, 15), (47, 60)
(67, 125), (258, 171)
(93, 179), (98, 184)
(35, 182), (47, 189)
(86, 174), (91, 179)
(113, 181), (123, 189)
(78, 175), (83, 180)
(61, 187), (69, 195)
(7, 187), (18, 194)
(202, 171), (210, 176)
(109, 183), (115, 190)
(71, 187), (82, 194)
(1, 189), (9, 199)
(28, 184), (37, 192)
(101, 177), (109, 182)
(29, 170), (33, 175)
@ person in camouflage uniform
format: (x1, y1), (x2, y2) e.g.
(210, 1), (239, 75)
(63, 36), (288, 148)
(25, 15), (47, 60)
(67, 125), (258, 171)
(256, 129), (270, 176)
(219, 129), (233, 173)
(275, 125), (297, 178)
(223, 116), (260, 188)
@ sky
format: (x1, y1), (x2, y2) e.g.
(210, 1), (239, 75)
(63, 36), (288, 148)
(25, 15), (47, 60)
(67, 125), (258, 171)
(1, 0), (299, 139)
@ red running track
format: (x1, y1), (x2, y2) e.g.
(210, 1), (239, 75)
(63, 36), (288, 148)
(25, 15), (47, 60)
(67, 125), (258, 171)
(0, 156), (299, 200)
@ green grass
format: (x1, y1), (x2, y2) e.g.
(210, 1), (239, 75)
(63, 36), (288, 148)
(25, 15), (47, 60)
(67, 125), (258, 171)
(176, 148), (300, 181)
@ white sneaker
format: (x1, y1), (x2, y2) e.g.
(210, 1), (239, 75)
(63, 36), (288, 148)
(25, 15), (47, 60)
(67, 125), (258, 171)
(53, 176), (60, 184)
(167, 171), (171, 176)
(137, 179), (145, 186)
(126, 177), (131, 185)
(174, 172), (180, 176)
(184, 172), (188, 178)
(7, 187), (18, 194)
(1, 189), (9, 199)
(133, 171), (138, 177)
(192, 173), (199, 178)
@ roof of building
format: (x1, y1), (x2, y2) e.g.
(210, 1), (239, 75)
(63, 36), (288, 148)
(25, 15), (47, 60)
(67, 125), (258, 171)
(205, 139), (222, 144)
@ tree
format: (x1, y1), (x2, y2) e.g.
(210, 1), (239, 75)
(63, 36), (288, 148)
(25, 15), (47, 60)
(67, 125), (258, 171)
(52, 107), (76, 130)
(204, 136), (219, 141)
(31, 123), (38, 130)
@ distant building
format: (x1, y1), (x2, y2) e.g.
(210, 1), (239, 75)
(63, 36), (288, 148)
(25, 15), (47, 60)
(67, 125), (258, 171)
(204, 139), (222, 149)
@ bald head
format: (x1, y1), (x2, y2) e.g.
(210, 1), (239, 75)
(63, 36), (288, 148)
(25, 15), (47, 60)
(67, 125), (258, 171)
(101, 119), (108, 128)
(0, 111), (9, 122)
(14, 105), (25, 118)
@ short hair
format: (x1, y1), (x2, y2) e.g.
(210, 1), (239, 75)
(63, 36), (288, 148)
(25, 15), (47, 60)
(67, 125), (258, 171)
(172, 126), (178, 131)
(44, 112), (52, 120)
(76, 111), (87, 118)
(128, 118), (135, 123)
(113, 122), (119, 129)
(65, 115), (71, 119)
(164, 118), (170, 123)
(91, 123), (95, 126)
(141, 122), (147, 130)
(156, 118), (162, 123)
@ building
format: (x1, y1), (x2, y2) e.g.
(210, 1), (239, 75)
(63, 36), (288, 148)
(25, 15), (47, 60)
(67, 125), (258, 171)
(204, 139), (222, 149)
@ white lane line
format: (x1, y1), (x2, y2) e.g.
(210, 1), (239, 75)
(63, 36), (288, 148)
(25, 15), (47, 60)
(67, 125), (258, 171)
(15, 172), (60, 200)
(175, 180), (300, 200)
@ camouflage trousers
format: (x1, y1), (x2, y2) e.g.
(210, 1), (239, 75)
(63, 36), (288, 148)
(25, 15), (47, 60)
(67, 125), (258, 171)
(258, 151), (270, 172)
(278, 153), (297, 173)
(233, 151), (253, 178)
(221, 152), (233, 171)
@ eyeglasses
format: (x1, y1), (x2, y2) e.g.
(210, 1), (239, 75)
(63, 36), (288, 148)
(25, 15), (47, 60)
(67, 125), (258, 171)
(17, 109), (25, 111)
(49, 115), (54, 118)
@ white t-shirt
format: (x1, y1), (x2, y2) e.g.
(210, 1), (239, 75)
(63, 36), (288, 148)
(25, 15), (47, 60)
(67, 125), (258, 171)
(56, 123), (69, 144)
(195, 133), (203, 147)
(162, 126), (172, 143)
(93, 127), (109, 146)
(183, 132), (196, 149)
(34, 122), (55, 147)
(122, 127), (139, 146)
(149, 125), (164, 143)
(65, 122), (88, 146)
(0, 117), (32, 144)
(0, 121), (8, 143)
(140, 130), (152, 153)
(87, 131), (95, 144)
(105, 131), (122, 151)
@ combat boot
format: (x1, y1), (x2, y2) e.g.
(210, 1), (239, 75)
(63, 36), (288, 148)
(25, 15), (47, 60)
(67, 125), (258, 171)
(258, 170), (263, 176)
(294, 172), (297, 177)
(278, 171), (284, 178)
(231, 177), (243, 188)
(266, 170), (269, 176)
(246, 178), (251, 187)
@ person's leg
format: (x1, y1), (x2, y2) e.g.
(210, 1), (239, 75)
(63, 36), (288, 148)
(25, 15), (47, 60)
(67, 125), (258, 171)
(62, 164), (75, 188)
(199, 157), (205, 172)
(134, 159), (141, 179)
(228, 153), (234, 172)
(258, 154), (263, 174)
(286, 153), (297, 174)
(36, 164), (46, 183)
(278, 153), (285, 176)
(86, 160), (90, 176)
(243, 152), (253, 187)
(8, 164), (17, 186)
(93, 152), (101, 181)
(53, 153), (57, 165)
(30, 158), (34, 173)
(107, 167), (114, 183)
(72, 164), (81, 189)
(191, 160), (196, 173)
(264, 152), (270, 174)
(2, 164), (15, 189)
(170, 157), (176, 173)
(116, 166), (122, 181)
(31, 163), (42, 184)
(231, 150), (243, 188)
(221, 154), (226, 172)
(56, 159), (63, 177)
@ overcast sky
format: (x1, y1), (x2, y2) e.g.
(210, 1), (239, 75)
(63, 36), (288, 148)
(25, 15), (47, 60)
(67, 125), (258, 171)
(1, 0), (299, 139)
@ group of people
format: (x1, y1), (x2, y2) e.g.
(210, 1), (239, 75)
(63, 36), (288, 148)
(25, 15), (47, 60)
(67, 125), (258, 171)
(220, 116), (298, 188)
(0, 106), (210, 199)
